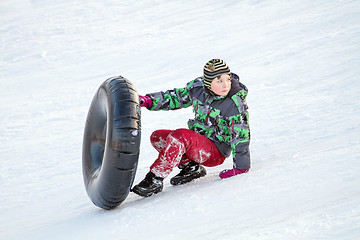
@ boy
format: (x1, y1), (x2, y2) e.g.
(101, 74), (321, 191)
(132, 59), (250, 197)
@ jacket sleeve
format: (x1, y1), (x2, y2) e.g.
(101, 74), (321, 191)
(229, 91), (251, 169)
(231, 138), (250, 169)
(145, 80), (194, 111)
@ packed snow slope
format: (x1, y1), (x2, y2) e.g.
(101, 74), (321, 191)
(1, 0), (359, 239)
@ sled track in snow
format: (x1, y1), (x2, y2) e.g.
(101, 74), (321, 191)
(82, 76), (141, 210)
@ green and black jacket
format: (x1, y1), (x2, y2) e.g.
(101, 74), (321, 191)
(146, 73), (250, 169)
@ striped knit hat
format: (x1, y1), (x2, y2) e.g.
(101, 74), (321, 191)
(203, 59), (231, 89)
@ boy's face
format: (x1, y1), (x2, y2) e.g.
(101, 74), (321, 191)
(210, 74), (231, 96)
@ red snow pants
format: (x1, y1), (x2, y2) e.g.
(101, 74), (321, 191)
(149, 128), (226, 178)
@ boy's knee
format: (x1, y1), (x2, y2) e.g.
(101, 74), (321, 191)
(150, 131), (159, 142)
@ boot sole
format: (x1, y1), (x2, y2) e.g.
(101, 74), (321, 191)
(132, 186), (163, 198)
(170, 169), (206, 186)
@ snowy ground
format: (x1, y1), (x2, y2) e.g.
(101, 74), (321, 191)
(1, 0), (360, 239)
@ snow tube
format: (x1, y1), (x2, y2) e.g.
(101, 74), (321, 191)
(82, 76), (141, 210)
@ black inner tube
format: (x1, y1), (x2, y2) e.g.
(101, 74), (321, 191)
(82, 76), (141, 210)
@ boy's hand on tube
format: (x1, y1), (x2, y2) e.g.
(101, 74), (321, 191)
(139, 95), (153, 108)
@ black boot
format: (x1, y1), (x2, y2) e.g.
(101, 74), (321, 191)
(132, 171), (163, 197)
(170, 161), (206, 186)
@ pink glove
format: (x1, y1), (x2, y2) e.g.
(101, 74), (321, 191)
(139, 95), (153, 108)
(219, 168), (249, 179)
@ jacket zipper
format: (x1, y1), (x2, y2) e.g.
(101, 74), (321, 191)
(231, 119), (236, 137)
(205, 110), (211, 125)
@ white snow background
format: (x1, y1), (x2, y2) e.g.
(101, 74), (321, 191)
(1, 0), (360, 239)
